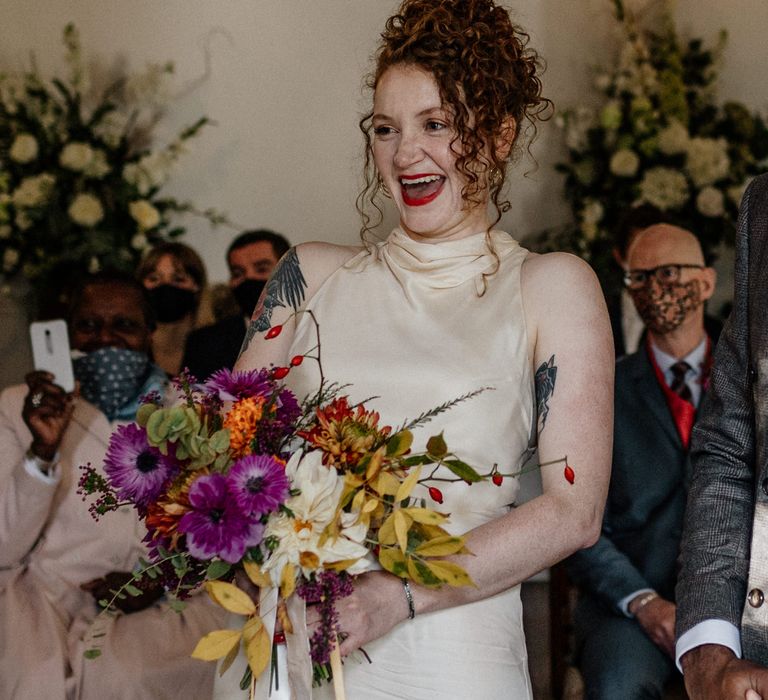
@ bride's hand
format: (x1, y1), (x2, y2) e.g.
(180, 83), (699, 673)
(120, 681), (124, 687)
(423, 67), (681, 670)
(306, 571), (410, 656)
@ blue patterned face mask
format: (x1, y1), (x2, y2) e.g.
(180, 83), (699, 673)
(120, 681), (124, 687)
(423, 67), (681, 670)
(73, 347), (151, 420)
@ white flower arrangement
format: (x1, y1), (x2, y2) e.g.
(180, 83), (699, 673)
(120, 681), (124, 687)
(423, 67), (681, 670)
(553, 0), (768, 268)
(0, 24), (229, 300)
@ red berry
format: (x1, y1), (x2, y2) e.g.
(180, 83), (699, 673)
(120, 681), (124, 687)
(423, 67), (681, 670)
(428, 487), (443, 504)
(492, 473), (503, 487)
(564, 464), (575, 485)
(273, 631), (286, 645)
(290, 355), (304, 366)
(265, 325), (283, 339)
(272, 366), (290, 380)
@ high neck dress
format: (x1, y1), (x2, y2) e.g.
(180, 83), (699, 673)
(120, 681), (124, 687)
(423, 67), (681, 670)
(283, 228), (535, 699)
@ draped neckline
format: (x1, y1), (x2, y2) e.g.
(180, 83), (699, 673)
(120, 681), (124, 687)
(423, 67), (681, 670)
(378, 227), (522, 289)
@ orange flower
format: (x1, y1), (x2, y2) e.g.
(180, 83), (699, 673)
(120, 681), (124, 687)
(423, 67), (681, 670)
(223, 396), (266, 457)
(145, 476), (194, 549)
(299, 397), (391, 471)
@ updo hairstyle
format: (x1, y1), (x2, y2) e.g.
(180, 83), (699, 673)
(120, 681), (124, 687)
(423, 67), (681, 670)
(357, 0), (552, 239)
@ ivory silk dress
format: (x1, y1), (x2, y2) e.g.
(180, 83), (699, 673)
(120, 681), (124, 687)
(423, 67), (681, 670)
(291, 228), (535, 699)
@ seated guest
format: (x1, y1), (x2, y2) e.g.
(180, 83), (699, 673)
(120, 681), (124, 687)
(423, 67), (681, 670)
(137, 241), (211, 375)
(0, 271), (224, 700)
(566, 223), (718, 699)
(182, 229), (290, 379)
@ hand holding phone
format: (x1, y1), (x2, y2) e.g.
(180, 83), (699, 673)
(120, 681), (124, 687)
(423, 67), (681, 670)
(30, 320), (75, 393)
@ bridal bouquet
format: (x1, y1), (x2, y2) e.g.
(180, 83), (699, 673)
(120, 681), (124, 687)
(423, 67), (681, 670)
(79, 317), (567, 696)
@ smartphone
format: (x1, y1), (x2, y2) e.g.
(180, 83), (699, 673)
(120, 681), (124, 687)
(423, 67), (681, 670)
(30, 320), (75, 393)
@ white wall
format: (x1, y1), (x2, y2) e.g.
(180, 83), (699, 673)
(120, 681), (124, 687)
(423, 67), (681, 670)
(1, 1), (766, 283)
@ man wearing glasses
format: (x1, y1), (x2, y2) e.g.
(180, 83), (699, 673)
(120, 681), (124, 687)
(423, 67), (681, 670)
(566, 222), (717, 698)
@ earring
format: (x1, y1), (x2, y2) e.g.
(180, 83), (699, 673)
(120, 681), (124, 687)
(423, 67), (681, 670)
(489, 167), (503, 189)
(377, 175), (392, 199)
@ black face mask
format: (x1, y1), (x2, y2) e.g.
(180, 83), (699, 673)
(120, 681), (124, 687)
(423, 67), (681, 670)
(232, 278), (266, 318)
(147, 285), (197, 323)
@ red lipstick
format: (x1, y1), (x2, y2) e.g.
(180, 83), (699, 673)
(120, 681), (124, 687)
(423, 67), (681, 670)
(399, 174), (445, 207)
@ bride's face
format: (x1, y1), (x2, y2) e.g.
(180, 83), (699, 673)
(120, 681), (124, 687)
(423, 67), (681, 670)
(372, 64), (491, 243)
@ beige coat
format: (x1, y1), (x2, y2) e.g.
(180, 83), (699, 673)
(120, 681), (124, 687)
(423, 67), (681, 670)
(0, 385), (226, 699)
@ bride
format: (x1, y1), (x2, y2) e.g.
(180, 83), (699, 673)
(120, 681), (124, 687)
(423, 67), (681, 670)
(230, 0), (613, 697)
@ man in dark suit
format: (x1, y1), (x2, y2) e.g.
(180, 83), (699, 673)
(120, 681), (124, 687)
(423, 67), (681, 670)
(676, 174), (768, 699)
(567, 222), (718, 698)
(182, 229), (290, 379)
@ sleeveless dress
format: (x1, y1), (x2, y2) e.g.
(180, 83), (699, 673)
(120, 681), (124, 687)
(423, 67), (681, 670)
(289, 228), (534, 699)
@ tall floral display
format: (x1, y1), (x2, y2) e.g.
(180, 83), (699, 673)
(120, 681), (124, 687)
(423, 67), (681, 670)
(554, 0), (768, 275)
(0, 24), (226, 311)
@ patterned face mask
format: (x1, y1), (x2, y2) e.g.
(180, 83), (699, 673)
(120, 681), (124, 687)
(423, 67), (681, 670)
(630, 278), (702, 334)
(73, 347), (151, 420)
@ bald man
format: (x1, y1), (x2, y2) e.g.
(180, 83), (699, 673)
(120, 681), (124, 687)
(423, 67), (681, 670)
(566, 224), (718, 699)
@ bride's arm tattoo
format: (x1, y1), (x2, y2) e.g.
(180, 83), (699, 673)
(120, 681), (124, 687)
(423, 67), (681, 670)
(239, 248), (307, 356)
(535, 355), (557, 433)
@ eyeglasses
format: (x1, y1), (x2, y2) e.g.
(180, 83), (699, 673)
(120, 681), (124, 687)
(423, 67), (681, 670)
(623, 264), (705, 290)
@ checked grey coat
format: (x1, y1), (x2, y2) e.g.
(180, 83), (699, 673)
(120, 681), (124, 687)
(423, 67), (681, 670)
(676, 173), (768, 661)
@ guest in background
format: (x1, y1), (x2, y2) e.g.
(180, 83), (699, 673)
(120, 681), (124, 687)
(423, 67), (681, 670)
(136, 241), (211, 375)
(182, 229), (289, 380)
(566, 223), (718, 699)
(0, 270), (224, 699)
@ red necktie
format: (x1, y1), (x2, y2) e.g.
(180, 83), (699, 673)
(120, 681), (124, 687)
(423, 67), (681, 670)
(648, 350), (697, 448)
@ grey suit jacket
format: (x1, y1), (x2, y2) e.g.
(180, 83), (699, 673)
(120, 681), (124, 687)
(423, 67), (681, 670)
(567, 345), (689, 611)
(676, 173), (768, 662)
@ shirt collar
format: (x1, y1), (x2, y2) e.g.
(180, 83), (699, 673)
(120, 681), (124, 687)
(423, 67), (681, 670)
(650, 336), (708, 380)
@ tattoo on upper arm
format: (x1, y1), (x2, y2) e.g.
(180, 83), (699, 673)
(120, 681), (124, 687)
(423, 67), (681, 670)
(535, 354), (557, 433)
(238, 248), (308, 356)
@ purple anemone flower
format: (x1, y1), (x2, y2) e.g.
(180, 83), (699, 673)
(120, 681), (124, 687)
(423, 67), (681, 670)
(104, 424), (174, 505)
(178, 474), (264, 563)
(227, 454), (290, 517)
(204, 368), (272, 402)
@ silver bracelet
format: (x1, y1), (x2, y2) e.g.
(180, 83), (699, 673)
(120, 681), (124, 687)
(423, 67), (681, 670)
(402, 579), (415, 620)
(630, 591), (658, 616)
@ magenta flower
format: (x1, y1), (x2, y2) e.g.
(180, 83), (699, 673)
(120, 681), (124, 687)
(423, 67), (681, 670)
(204, 368), (272, 401)
(104, 424), (174, 505)
(227, 454), (290, 517)
(178, 474), (264, 563)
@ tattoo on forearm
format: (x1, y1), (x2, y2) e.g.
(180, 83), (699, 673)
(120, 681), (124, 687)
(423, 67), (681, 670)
(535, 354), (557, 433)
(238, 248), (307, 356)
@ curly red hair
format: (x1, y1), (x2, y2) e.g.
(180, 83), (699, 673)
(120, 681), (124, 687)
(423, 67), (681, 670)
(357, 0), (552, 243)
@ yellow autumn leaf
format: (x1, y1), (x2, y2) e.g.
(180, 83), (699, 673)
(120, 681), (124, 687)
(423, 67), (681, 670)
(352, 489), (366, 513)
(243, 560), (272, 589)
(299, 551), (320, 570)
(378, 513), (397, 545)
(395, 465), (422, 503)
(378, 547), (407, 577)
(394, 509), (413, 553)
(414, 535), (466, 557)
(362, 497), (379, 514)
(244, 619), (271, 679)
(401, 507), (448, 525)
(242, 615), (263, 643)
(344, 473), (364, 488)
(205, 581), (257, 616)
(375, 471), (401, 497)
(191, 629), (242, 661)
(425, 560), (476, 587)
(280, 562), (296, 600)
(325, 557), (361, 572)
(366, 446), (386, 480)
(218, 635), (242, 676)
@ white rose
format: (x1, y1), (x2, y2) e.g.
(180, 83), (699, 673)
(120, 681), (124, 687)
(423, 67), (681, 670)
(0, 225), (10, 239)
(84, 149), (110, 179)
(609, 149), (640, 178)
(12, 173), (56, 208)
(60, 142), (94, 172)
(581, 199), (604, 226)
(88, 257), (101, 274)
(129, 200), (161, 230)
(68, 193), (104, 227)
(696, 186), (725, 218)
(3, 248), (19, 271)
(131, 233), (149, 250)
(658, 120), (690, 155)
(686, 137), (730, 187)
(9, 133), (39, 164)
(638, 167), (689, 210)
(93, 110), (130, 149)
(15, 211), (33, 231)
(123, 152), (173, 196)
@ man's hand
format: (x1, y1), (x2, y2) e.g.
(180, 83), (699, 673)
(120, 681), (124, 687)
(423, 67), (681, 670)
(632, 594), (676, 657)
(22, 371), (77, 462)
(682, 644), (768, 700)
(81, 571), (164, 614)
